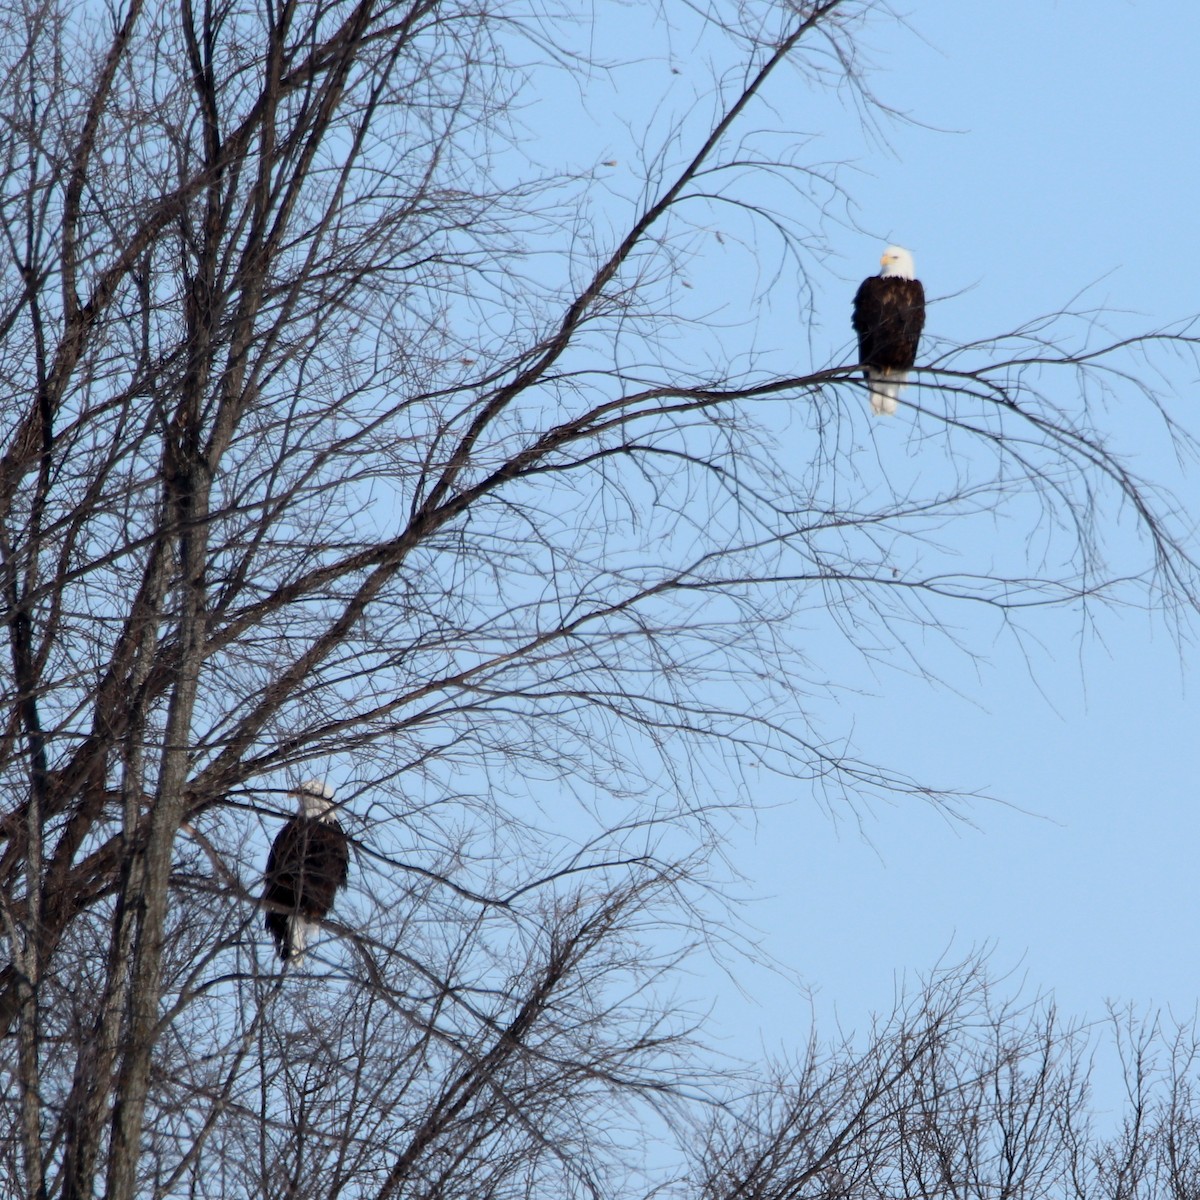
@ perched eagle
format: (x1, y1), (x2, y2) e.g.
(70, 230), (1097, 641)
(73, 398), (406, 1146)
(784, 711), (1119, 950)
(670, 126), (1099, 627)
(852, 245), (925, 415)
(263, 780), (350, 963)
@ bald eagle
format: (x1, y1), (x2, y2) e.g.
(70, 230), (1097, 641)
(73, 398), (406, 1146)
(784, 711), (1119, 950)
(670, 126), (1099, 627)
(852, 245), (925, 415)
(263, 780), (350, 963)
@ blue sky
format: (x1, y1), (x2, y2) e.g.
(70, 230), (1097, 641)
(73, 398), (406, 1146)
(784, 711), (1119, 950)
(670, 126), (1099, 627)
(507, 0), (1200, 1053)
(850, 1), (1199, 328)
(690, 0), (1200, 1046)
(318, 0), (1200, 1082)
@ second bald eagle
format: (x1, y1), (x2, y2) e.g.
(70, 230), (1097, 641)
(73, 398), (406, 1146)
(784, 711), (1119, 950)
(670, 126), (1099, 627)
(263, 780), (350, 963)
(852, 245), (925, 415)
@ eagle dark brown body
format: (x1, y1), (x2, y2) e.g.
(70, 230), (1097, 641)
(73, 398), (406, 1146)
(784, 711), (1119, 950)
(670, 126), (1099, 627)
(263, 804), (350, 961)
(852, 248), (925, 415)
(852, 276), (925, 372)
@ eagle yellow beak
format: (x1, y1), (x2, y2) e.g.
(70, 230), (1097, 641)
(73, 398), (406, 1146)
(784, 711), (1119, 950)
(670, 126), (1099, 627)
(879, 254), (890, 267)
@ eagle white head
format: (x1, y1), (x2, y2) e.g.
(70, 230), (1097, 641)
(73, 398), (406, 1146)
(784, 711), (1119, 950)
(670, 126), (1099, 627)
(293, 779), (336, 821)
(880, 245), (916, 280)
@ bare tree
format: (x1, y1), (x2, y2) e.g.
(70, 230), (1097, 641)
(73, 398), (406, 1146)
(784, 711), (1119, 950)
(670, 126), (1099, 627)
(0, 0), (1196, 1198)
(692, 961), (1200, 1200)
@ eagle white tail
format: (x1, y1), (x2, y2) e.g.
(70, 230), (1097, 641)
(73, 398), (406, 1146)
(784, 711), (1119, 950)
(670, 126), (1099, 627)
(868, 369), (906, 416)
(286, 916), (316, 965)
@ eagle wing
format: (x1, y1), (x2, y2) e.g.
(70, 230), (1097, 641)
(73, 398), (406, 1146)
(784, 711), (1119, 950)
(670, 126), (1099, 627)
(295, 819), (351, 917)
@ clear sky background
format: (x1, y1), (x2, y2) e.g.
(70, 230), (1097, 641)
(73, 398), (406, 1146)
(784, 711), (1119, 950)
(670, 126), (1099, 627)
(711, 1), (1200, 1050)
(510, 0), (1200, 1063)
